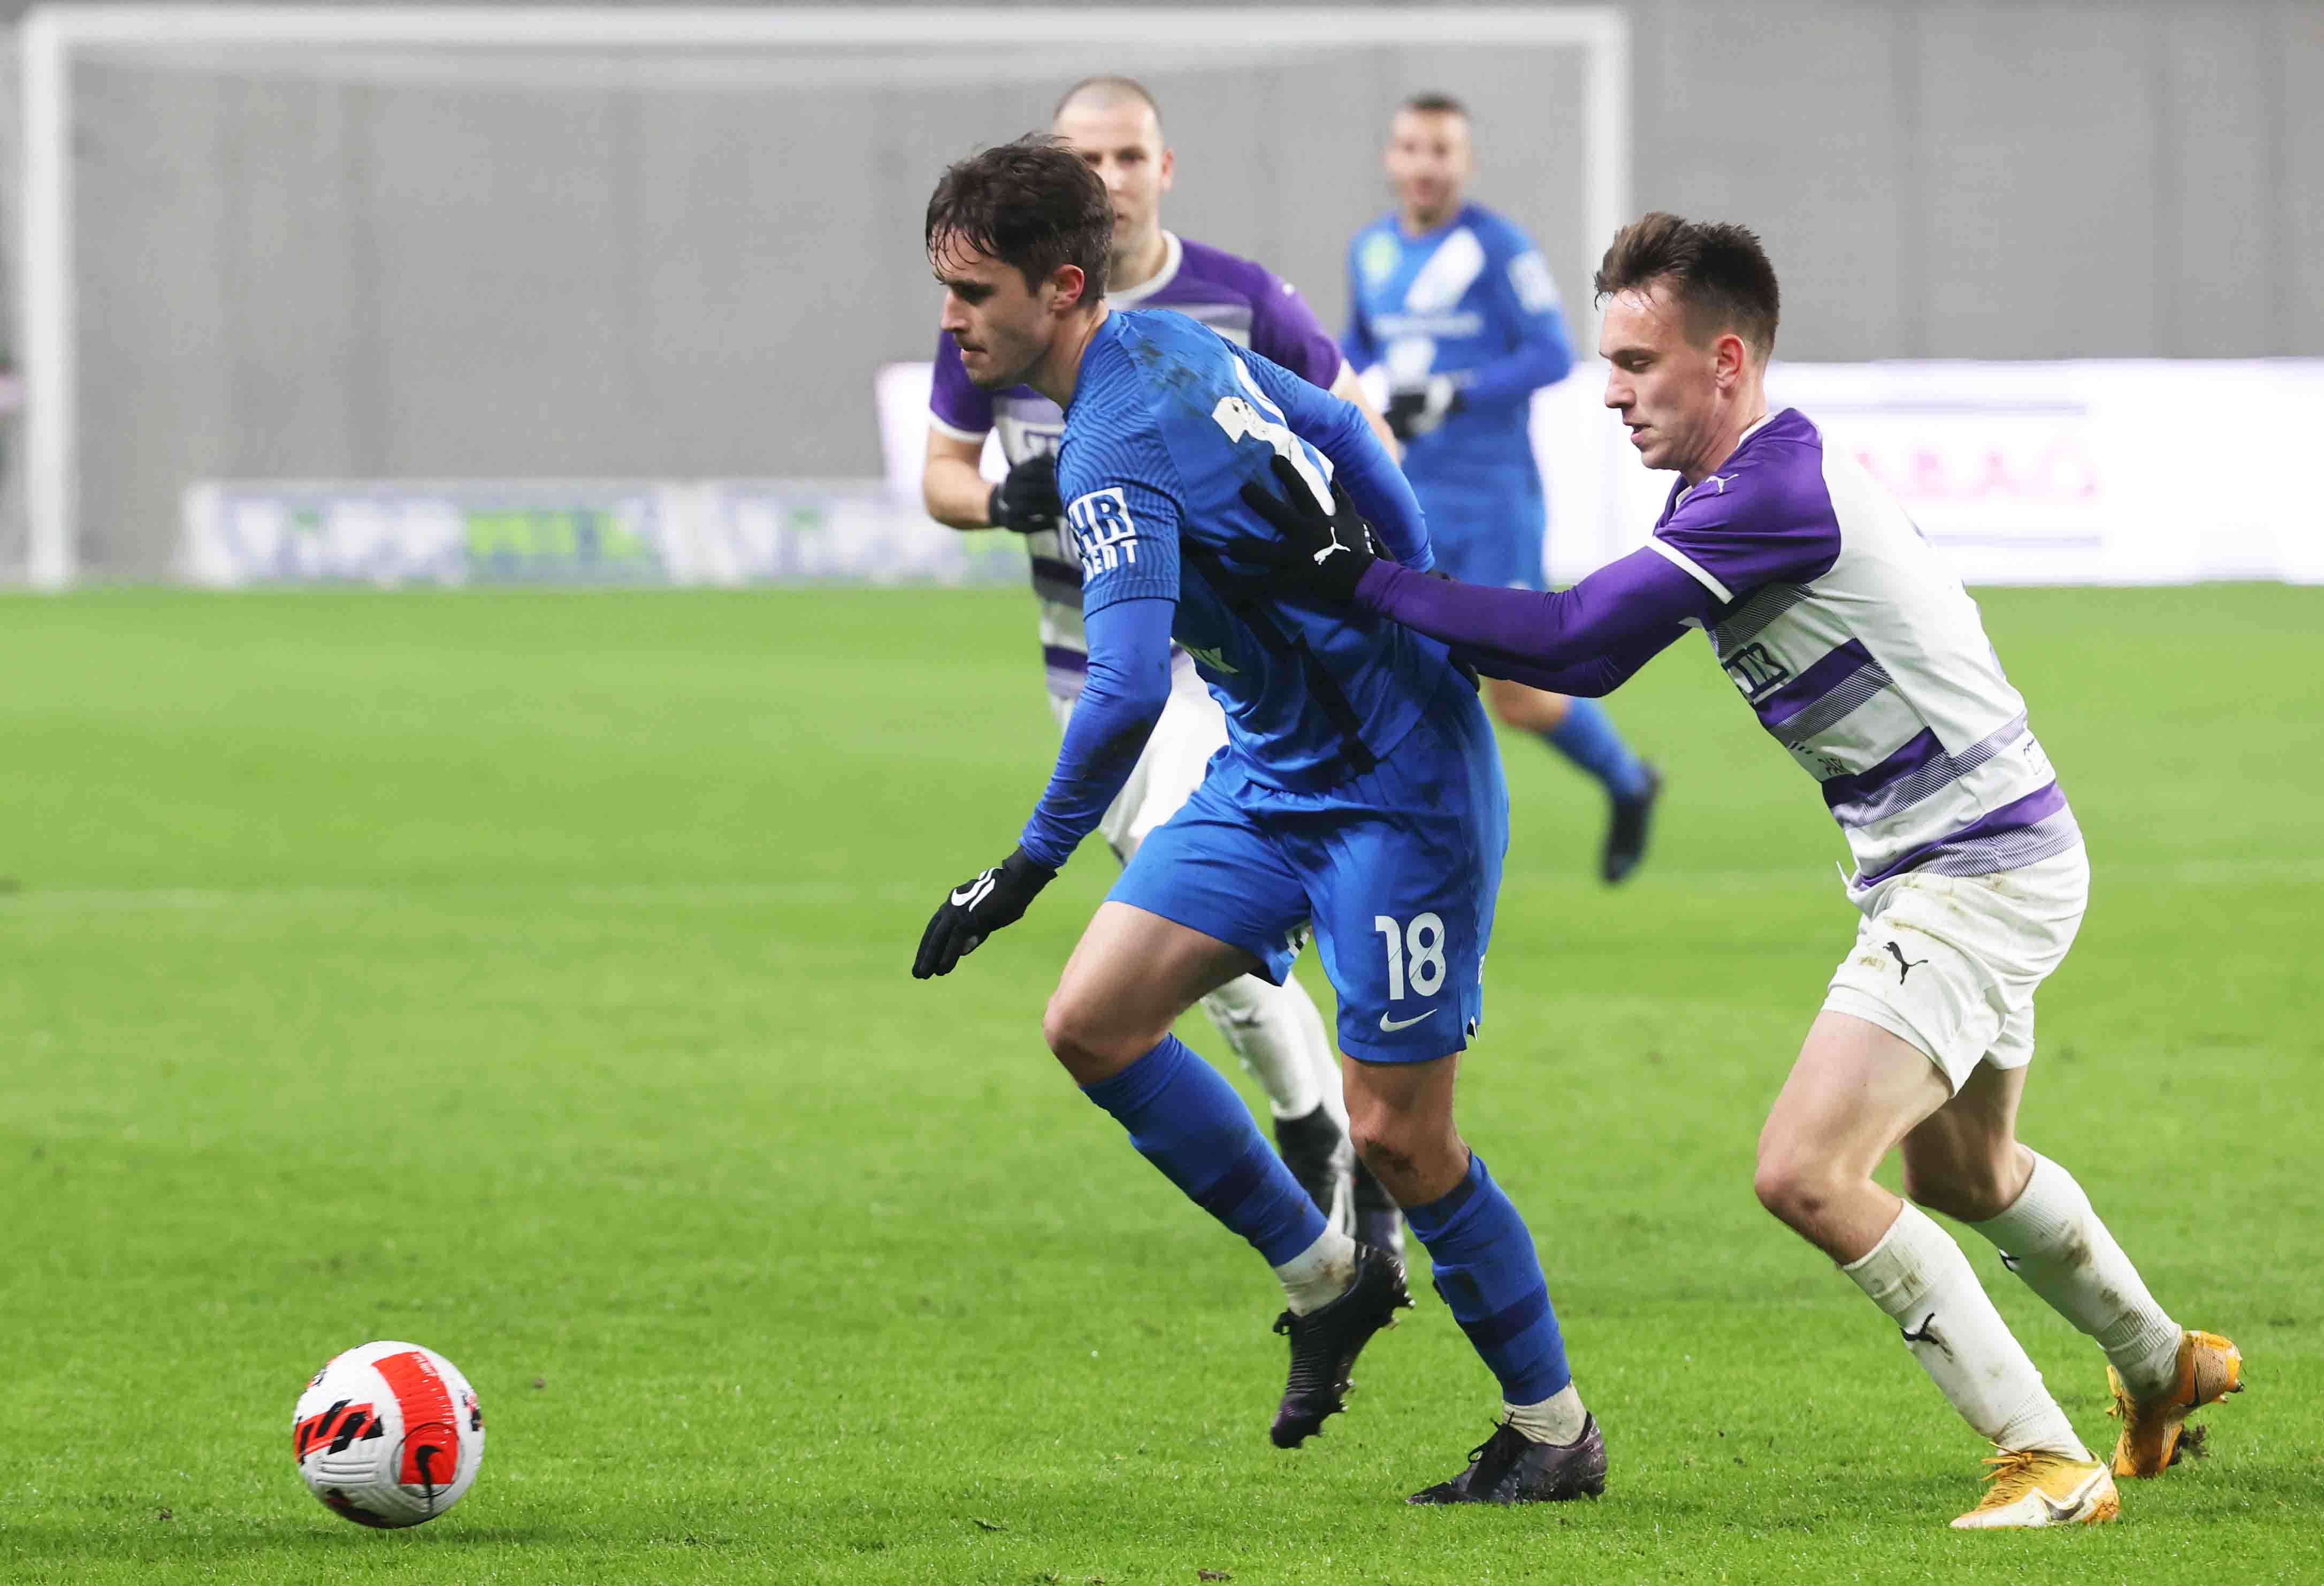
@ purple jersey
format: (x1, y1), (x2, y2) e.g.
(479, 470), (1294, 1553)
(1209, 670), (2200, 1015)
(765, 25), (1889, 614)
(928, 232), (1344, 700)
(1350, 409), (2076, 890)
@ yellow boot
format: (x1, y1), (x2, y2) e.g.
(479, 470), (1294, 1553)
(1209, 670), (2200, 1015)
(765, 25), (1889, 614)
(2108, 1329), (2244, 1477)
(1951, 1448), (2120, 1530)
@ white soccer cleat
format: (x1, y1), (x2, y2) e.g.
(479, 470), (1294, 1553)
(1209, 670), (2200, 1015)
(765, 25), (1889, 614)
(1950, 1448), (2120, 1530)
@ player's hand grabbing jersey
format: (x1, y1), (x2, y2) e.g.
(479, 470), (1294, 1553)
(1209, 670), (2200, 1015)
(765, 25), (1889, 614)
(1260, 409), (2075, 891)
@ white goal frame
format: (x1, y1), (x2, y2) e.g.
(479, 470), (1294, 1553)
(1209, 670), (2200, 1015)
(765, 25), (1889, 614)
(16, 4), (1631, 589)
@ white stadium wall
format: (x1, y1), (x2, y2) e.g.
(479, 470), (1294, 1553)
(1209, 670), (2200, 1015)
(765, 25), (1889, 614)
(15, 1), (2324, 584)
(181, 357), (2324, 589)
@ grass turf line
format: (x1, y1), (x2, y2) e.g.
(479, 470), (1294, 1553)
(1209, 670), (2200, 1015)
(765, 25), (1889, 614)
(1, 586), (2317, 1584)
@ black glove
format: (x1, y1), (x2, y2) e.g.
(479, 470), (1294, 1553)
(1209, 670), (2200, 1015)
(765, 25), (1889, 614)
(1234, 454), (1380, 603)
(1383, 376), (1463, 442)
(912, 847), (1056, 979)
(987, 453), (1063, 535)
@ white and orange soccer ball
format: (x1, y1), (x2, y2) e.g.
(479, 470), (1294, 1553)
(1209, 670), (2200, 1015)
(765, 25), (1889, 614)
(292, 1340), (485, 1528)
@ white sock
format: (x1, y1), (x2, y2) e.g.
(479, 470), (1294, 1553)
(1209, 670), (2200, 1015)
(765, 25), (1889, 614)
(1841, 1202), (2089, 1459)
(1203, 972), (1340, 1124)
(1503, 1382), (1587, 1445)
(1970, 1150), (2184, 1399)
(1274, 1226), (1359, 1316)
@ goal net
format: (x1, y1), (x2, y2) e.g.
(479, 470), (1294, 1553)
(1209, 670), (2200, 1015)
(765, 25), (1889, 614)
(17, 6), (1629, 586)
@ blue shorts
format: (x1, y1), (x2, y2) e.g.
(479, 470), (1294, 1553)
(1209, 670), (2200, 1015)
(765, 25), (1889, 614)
(1108, 686), (1509, 1064)
(1414, 480), (1547, 592)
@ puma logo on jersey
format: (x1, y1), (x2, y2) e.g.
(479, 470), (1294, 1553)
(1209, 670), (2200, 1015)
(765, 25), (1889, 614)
(1884, 941), (1930, 983)
(1678, 473), (1736, 508)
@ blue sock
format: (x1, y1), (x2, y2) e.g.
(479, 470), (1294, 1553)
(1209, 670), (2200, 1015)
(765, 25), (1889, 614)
(1403, 1153), (1571, 1404)
(1543, 698), (1650, 799)
(1080, 1035), (1326, 1267)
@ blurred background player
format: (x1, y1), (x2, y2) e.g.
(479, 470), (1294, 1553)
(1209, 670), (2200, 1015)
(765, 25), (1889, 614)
(1345, 93), (1662, 883)
(921, 78), (1405, 1250)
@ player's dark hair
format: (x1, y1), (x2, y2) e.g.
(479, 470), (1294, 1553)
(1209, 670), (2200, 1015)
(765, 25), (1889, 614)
(1400, 92), (1469, 119)
(1594, 211), (1780, 357)
(925, 134), (1113, 302)
(1054, 74), (1163, 130)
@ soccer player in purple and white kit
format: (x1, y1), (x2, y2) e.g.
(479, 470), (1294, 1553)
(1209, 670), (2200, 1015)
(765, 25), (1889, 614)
(1237, 213), (2241, 1530)
(923, 77), (1405, 1252)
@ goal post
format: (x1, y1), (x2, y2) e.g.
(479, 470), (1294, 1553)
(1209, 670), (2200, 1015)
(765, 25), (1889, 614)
(16, 4), (1631, 588)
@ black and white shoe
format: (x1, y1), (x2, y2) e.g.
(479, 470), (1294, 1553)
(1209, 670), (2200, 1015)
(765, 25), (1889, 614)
(1270, 1244), (1411, 1448)
(1601, 762), (1662, 886)
(1351, 1157), (1404, 1259)
(1273, 1104), (1355, 1235)
(1408, 1415), (1608, 1504)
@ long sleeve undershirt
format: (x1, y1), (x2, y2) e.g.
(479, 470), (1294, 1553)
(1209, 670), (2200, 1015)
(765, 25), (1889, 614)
(1016, 596), (1177, 870)
(1355, 545), (1716, 698)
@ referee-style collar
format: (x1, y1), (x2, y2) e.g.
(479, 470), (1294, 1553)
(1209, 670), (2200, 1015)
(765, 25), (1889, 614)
(1109, 231), (1183, 307)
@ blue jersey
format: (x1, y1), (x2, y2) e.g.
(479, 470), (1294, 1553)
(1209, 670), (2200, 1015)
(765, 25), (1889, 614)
(1343, 202), (1574, 492)
(1014, 309), (1469, 867)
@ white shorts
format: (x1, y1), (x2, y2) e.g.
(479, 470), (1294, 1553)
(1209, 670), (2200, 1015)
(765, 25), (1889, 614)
(1049, 665), (1226, 864)
(1821, 842), (2090, 1093)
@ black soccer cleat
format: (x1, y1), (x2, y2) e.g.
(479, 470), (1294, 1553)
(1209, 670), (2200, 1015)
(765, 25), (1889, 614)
(1408, 1414), (1609, 1504)
(1351, 1157), (1404, 1259)
(1600, 761), (1663, 886)
(1270, 1244), (1412, 1448)
(1274, 1103), (1355, 1234)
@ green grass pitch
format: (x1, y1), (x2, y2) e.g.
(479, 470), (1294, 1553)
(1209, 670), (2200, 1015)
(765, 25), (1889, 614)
(2, 584), (2318, 1584)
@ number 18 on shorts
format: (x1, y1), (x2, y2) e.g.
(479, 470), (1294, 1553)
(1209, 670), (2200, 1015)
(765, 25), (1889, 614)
(1107, 697), (1507, 1066)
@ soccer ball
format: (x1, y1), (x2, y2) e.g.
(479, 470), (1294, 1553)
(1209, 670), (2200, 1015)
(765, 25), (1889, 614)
(292, 1340), (485, 1528)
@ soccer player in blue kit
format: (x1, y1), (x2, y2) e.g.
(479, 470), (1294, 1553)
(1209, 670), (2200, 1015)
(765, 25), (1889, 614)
(1347, 94), (1662, 882)
(923, 77), (1404, 1257)
(911, 136), (1607, 1504)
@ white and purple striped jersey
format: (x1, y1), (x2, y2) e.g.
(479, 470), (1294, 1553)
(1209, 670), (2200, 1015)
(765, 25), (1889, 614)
(1347, 407), (2078, 890)
(1648, 410), (2075, 888)
(928, 232), (1344, 702)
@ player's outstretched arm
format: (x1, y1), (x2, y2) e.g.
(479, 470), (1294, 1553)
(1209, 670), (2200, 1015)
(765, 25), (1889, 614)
(911, 596), (1175, 979)
(1236, 456), (1707, 697)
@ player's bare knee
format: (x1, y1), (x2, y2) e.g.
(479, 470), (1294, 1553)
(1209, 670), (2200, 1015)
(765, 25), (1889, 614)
(1351, 1128), (1420, 1190)
(1041, 988), (1135, 1084)
(1350, 1111), (1459, 1198)
(1753, 1152), (1840, 1233)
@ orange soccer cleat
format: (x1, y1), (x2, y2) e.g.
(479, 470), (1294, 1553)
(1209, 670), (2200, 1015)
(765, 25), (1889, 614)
(2107, 1329), (2245, 1477)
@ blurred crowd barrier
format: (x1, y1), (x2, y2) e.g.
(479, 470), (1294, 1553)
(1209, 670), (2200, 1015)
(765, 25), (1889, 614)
(182, 357), (2324, 589)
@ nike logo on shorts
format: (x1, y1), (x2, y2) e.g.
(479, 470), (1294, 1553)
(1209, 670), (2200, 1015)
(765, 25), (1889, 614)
(1378, 1008), (1434, 1032)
